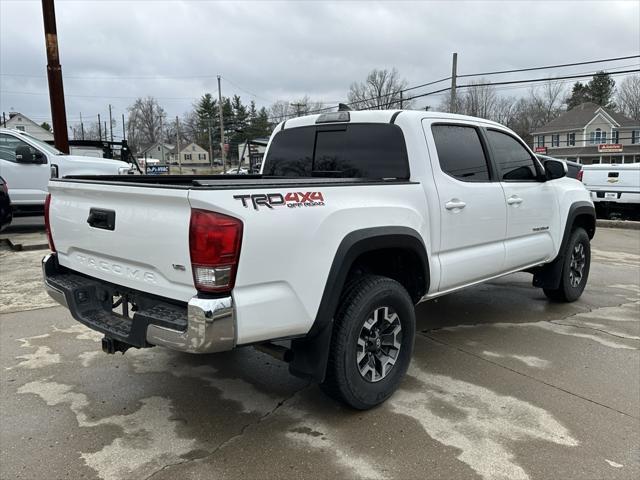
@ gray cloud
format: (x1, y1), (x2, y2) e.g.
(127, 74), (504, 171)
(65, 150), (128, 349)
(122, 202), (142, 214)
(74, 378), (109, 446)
(1, 0), (639, 132)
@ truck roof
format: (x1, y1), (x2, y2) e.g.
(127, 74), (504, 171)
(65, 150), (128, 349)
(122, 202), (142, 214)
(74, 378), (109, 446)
(279, 109), (505, 131)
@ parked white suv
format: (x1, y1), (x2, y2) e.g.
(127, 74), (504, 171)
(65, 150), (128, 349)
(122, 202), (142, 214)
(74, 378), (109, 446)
(0, 129), (133, 214)
(42, 110), (595, 409)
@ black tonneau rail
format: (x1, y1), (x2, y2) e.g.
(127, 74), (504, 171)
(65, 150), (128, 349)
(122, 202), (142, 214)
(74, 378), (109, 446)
(56, 175), (416, 190)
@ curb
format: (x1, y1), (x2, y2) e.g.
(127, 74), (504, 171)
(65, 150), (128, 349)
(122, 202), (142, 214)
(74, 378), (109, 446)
(1, 238), (50, 251)
(596, 219), (640, 230)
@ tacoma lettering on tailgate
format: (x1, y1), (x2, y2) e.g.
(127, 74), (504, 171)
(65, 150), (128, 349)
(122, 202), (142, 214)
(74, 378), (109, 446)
(76, 254), (157, 284)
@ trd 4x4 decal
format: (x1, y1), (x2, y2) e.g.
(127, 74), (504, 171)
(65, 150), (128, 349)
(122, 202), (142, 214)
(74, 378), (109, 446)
(234, 192), (325, 210)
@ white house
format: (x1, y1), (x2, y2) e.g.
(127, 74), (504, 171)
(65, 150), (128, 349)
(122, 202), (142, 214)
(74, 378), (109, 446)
(139, 142), (174, 164)
(3, 112), (54, 141)
(170, 143), (209, 165)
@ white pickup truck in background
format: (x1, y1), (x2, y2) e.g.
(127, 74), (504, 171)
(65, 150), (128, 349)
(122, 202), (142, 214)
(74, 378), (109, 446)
(581, 163), (640, 220)
(42, 110), (595, 409)
(0, 128), (133, 215)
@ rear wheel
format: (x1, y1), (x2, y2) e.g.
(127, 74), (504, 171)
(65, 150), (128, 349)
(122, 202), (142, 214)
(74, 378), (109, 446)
(320, 275), (415, 410)
(543, 227), (590, 302)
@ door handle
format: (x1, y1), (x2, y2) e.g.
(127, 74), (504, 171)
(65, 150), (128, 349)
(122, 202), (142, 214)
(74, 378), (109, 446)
(445, 200), (466, 210)
(507, 196), (523, 205)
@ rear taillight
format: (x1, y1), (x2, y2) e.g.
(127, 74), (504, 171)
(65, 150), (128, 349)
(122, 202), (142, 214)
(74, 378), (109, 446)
(44, 193), (56, 252)
(189, 209), (243, 293)
(577, 169), (584, 182)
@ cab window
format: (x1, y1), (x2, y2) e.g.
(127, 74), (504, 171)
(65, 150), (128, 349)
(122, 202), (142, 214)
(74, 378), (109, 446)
(431, 124), (491, 182)
(0, 134), (38, 163)
(486, 130), (540, 181)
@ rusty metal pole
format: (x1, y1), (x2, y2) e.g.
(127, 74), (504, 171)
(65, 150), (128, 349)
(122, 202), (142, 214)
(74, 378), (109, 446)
(42, 0), (69, 153)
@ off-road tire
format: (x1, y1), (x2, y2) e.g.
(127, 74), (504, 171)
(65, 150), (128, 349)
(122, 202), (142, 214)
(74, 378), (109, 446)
(320, 275), (415, 410)
(543, 227), (591, 302)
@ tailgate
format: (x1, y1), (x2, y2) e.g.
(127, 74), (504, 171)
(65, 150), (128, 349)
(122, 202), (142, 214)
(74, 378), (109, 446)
(48, 181), (196, 302)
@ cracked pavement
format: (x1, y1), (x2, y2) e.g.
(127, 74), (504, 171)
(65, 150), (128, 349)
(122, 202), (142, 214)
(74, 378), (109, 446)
(1, 226), (639, 480)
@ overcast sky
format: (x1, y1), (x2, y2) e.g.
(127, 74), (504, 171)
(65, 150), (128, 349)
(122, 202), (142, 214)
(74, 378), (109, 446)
(1, 0), (639, 136)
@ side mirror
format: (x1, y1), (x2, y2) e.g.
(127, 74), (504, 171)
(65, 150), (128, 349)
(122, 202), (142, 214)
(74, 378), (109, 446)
(544, 159), (567, 181)
(15, 145), (35, 163)
(34, 151), (47, 164)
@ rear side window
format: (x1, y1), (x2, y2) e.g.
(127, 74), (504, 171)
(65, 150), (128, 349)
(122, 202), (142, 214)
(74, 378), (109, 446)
(262, 124), (409, 179)
(486, 130), (539, 181)
(431, 125), (491, 182)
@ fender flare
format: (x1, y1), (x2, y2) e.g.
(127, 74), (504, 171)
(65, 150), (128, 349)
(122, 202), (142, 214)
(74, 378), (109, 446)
(533, 201), (596, 289)
(289, 226), (429, 382)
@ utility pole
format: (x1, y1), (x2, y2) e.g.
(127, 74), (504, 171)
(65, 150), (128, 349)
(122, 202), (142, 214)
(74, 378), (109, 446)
(290, 102), (304, 117)
(176, 116), (182, 175)
(217, 75), (226, 172)
(450, 52), (458, 114)
(98, 114), (102, 141)
(108, 104), (113, 142)
(2, 112), (6, 128)
(41, 0), (69, 153)
(79, 112), (85, 140)
(104, 121), (108, 142)
(400, 91), (404, 109)
(122, 114), (126, 140)
(207, 118), (214, 169)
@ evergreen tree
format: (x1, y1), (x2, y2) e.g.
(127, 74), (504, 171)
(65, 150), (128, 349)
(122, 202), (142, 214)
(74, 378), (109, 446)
(566, 82), (591, 110)
(195, 93), (217, 148)
(587, 71), (616, 108)
(255, 107), (272, 138)
(565, 72), (616, 110)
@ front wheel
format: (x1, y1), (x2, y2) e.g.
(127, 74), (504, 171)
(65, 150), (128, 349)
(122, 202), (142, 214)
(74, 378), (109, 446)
(543, 227), (591, 302)
(320, 275), (415, 410)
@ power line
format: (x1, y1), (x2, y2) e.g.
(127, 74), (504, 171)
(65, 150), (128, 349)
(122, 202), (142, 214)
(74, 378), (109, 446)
(458, 54), (640, 79)
(220, 76), (274, 104)
(458, 68), (640, 90)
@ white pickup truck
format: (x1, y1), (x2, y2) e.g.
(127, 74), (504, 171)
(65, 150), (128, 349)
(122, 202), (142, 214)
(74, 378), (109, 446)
(42, 110), (595, 409)
(0, 128), (133, 214)
(581, 163), (640, 220)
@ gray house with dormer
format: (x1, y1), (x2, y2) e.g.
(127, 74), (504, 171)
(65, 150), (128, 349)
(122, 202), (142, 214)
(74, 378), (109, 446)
(531, 103), (639, 164)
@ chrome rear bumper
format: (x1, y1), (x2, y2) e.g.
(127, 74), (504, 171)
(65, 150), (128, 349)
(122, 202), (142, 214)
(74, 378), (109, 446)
(42, 253), (236, 354)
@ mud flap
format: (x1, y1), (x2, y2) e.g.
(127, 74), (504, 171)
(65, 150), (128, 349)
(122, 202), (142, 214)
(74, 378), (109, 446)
(289, 320), (334, 382)
(532, 257), (564, 290)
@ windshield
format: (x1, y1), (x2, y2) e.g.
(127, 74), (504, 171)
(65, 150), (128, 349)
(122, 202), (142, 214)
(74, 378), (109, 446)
(19, 132), (63, 155)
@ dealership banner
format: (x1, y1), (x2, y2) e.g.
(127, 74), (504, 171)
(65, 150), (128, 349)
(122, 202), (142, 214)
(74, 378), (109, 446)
(598, 144), (623, 153)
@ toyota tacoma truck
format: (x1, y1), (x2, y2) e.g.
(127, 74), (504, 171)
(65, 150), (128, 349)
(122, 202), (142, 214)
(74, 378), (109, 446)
(42, 110), (595, 409)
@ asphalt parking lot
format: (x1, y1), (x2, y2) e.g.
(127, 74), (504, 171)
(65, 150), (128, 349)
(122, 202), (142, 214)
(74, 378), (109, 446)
(1, 224), (638, 480)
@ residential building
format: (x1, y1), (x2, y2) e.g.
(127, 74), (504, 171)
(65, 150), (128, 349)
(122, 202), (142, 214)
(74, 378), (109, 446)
(169, 142), (209, 165)
(531, 102), (640, 164)
(3, 112), (54, 141)
(139, 142), (174, 164)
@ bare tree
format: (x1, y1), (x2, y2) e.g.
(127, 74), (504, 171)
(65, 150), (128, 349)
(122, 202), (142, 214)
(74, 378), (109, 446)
(530, 80), (565, 124)
(439, 88), (462, 114)
(616, 75), (640, 121)
(127, 97), (166, 152)
(290, 95), (325, 115)
(460, 79), (497, 118)
(179, 110), (200, 144)
(268, 96), (325, 122)
(493, 96), (518, 126)
(268, 100), (291, 123)
(348, 68), (414, 110)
